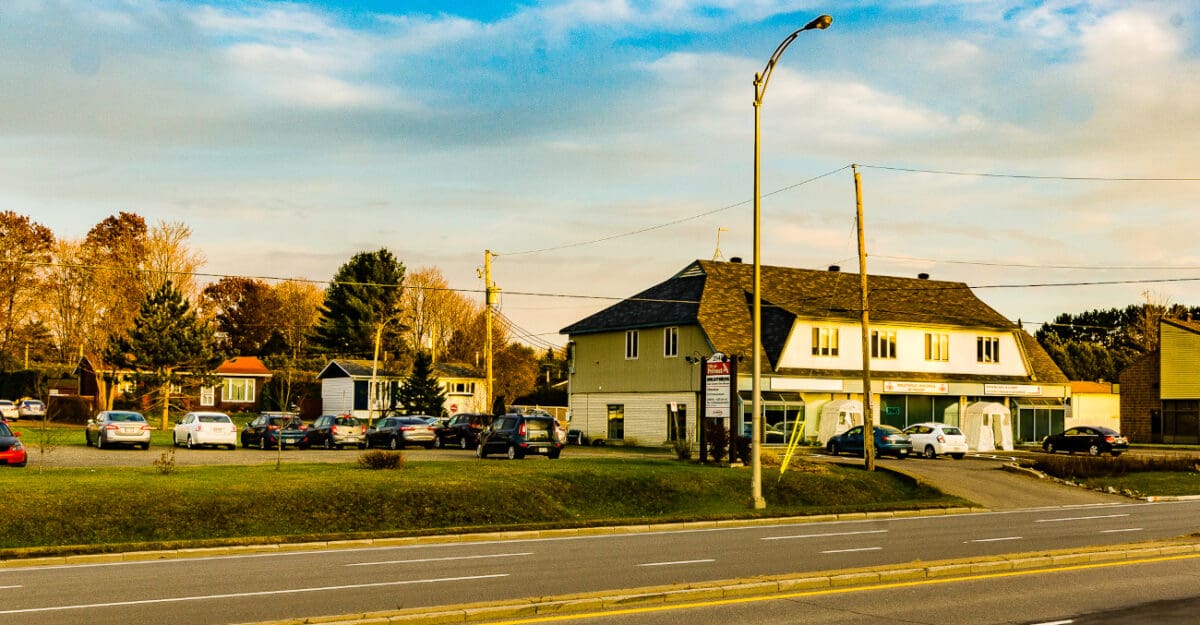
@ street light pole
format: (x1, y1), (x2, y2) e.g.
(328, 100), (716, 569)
(751, 14), (831, 509)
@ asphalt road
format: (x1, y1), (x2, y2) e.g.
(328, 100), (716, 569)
(512, 552), (1200, 625)
(4, 499), (1199, 625)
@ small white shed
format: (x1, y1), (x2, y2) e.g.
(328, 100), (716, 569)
(962, 401), (1014, 452)
(817, 399), (863, 445)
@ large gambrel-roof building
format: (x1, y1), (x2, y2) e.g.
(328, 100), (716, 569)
(561, 259), (1068, 447)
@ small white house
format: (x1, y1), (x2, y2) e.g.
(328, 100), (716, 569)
(317, 359), (403, 421)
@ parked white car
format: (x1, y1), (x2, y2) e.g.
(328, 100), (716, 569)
(902, 422), (969, 460)
(17, 399), (45, 420)
(173, 411), (238, 450)
(86, 410), (151, 450)
(0, 400), (17, 421)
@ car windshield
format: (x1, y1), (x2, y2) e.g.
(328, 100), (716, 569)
(25, 401), (44, 408)
(268, 417), (300, 428)
(198, 415), (231, 423)
(0, 422), (11, 436)
(334, 417), (358, 426)
(398, 418), (427, 426)
(109, 412), (144, 422)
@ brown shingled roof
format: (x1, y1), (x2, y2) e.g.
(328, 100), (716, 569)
(563, 260), (1066, 382)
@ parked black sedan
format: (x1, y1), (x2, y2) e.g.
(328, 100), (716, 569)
(433, 413), (493, 449)
(1042, 426), (1128, 457)
(364, 416), (436, 450)
(825, 424), (912, 459)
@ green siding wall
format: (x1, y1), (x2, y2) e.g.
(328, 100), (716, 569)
(1161, 324), (1200, 398)
(570, 326), (709, 393)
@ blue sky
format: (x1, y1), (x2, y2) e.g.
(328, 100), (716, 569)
(5, 1), (1200, 348)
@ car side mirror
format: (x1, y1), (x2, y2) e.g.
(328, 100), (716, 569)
(13, 431), (20, 438)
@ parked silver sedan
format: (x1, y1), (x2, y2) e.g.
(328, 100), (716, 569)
(86, 411), (152, 450)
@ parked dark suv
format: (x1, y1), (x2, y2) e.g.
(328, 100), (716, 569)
(476, 413), (565, 460)
(241, 412), (307, 449)
(435, 413), (494, 449)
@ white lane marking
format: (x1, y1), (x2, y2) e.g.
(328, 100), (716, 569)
(820, 547), (882, 554)
(966, 536), (1023, 543)
(1035, 514), (1130, 523)
(1032, 621), (1074, 625)
(346, 552), (532, 566)
(637, 559), (715, 567)
(763, 529), (888, 541)
(0, 585), (20, 590)
(0, 574), (508, 616)
(1100, 528), (1144, 534)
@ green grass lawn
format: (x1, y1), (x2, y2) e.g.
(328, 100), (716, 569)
(0, 456), (965, 555)
(1078, 472), (1200, 497)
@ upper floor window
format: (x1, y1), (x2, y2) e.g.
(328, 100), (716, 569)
(625, 330), (639, 360)
(445, 381), (476, 394)
(812, 327), (839, 357)
(663, 327), (678, 358)
(870, 330), (897, 359)
(925, 333), (949, 361)
(977, 336), (1000, 363)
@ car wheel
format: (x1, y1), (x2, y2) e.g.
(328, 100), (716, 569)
(476, 443), (486, 459)
(323, 438), (333, 450)
(950, 453), (965, 460)
(923, 445), (937, 459)
(173, 434), (181, 447)
(364, 437), (372, 449)
(96, 434), (104, 450)
(548, 448), (561, 460)
(460, 437), (469, 450)
(827, 442), (838, 456)
(506, 444), (523, 460)
(85, 432), (92, 447)
(389, 437), (399, 450)
(259, 437), (268, 450)
(141, 443), (150, 450)
(1089, 444), (1102, 456)
(1044, 442), (1056, 454)
(186, 435), (195, 449)
(228, 444), (237, 451)
(432, 436), (443, 449)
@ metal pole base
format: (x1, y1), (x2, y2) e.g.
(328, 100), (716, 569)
(751, 496), (766, 510)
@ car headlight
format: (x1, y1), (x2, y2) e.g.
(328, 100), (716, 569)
(12, 441), (23, 451)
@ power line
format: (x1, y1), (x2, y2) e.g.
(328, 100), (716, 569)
(874, 254), (1200, 271)
(856, 164), (1200, 182)
(500, 165), (851, 256)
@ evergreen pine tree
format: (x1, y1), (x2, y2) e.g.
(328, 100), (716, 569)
(399, 351), (446, 417)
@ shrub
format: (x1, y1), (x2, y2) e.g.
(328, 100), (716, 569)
(703, 420), (727, 462)
(732, 435), (752, 465)
(153, 447), (177, 475)
(759, 448), (781, 468)
(671, 438), (693, 461)
(358, 450), (406, 470)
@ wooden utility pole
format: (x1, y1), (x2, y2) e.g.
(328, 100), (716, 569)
(483, 250), (497, 414)
(854, 164), (876, 471)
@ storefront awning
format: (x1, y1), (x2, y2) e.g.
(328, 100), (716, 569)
(737, 391), (804, 403)
(1012, 398), (1064, 409)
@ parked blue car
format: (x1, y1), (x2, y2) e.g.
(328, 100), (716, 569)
(826, 424), (912, 459)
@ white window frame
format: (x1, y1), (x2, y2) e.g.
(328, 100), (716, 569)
(200, 386), (215, 407)
(625, 330), (639, 360)
(222, 378), (256, 403)
(924, 333), (949, 362)
(663, 327), (678, 358)
(977, 336), (1000, 363)
(811, 327), (839, 357)
(870, 330), (897, 359)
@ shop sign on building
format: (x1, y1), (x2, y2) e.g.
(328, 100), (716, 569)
(705, 352), (732, 419)
(883, 381), (949, 394)
(985, 383), (1043, 396)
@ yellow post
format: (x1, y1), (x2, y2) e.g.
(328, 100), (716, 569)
(854, 164), (875, 471)
(484, 250), (495, 415)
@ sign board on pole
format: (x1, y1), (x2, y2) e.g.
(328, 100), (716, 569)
(705, 352), (731, 419)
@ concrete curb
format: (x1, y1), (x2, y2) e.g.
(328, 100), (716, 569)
(0, 507), (985, 569)
(232, 538), (1200, 625)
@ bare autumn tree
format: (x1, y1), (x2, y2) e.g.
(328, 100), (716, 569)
(401, 267), (475, 361)
(44, 239), (101, 364)
(273, 279), (324, 360)
(143, 220), (205, 302)
(0, 212), (55, 367)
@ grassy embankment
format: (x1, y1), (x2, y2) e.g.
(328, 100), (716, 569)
(1029, 453), (1200, 497)
(0, 456), (965, 555)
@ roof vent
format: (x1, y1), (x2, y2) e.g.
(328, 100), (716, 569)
(917, 273), (930, 280)
(729, 257), (743, 263)
(828, 265), (840, 272)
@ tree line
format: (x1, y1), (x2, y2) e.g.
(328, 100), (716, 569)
(3, 210), (559, 420)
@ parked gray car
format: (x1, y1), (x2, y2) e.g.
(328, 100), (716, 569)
(86, 411), (152, 450)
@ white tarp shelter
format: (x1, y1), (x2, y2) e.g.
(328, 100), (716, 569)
(962, 401), (1014, 451)
(817, 399), (863, 445)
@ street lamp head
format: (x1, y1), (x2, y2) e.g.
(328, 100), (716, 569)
(804, 15), (833, 31)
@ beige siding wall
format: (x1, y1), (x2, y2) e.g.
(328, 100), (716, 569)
(1160, 324), (1200, 398)
(569, 392), (698, 445)
(569, 326), (709, 394)
(1067, 393), (1121, 432)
